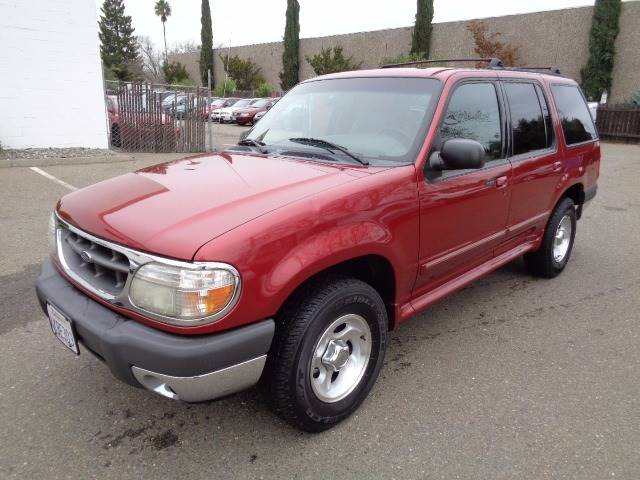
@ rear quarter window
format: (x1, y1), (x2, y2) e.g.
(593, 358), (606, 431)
(550, 85), (597, 145)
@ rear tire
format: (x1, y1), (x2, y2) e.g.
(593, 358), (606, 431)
(524, 197), (577, 278)
(263, 275), (388, 432)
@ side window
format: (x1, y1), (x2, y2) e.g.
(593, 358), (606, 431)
(504, 82), (547, 155)
(550, 84), (597, 145)
(439, 82), (502, 162)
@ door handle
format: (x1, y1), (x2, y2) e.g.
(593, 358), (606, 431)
(553, 161), (563, 172)
(485, 176), (508, 188)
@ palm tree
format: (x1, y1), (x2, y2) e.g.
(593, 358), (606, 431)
(154, 0), (172, 60)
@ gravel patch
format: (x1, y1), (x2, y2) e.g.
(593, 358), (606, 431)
(0, 147), (115, 160)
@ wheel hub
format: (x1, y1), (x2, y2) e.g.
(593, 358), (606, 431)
(309, 314), (372, 403)
(553, 214), (572, 263)
(321, 340), (350, 372)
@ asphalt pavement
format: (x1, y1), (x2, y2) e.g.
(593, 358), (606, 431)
(0, 138), (638, 479)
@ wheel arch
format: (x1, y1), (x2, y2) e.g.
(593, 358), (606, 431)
(276, 254), (397, 331)
(561, 182), (585, 205)
(557, 182), (585, 219)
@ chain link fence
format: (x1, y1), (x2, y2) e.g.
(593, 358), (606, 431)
(105, 81), (213, 153)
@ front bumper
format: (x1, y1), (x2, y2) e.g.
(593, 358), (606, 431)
(35, 259), (274, 402)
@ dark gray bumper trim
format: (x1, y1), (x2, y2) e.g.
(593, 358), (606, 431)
(35, 259), (275, 387)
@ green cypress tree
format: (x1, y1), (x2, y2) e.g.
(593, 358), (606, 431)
(99, 0), (140, 80)
(580, 0), (622, 101)
(279, 0), (300, 91)
(200, 0), (214, 86)
(410, 0), (434, 58)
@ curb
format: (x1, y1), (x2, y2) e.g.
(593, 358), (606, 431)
(0, 154), (137, 168)
(0, 151), (207, 168)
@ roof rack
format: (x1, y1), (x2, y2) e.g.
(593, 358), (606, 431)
(381, 57), (564, 76)
(499, 66), (563, 76)
(381, 57), (504, 69)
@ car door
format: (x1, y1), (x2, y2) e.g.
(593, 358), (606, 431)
(414, 80), (512, 298)
(495, 80), (561, 255)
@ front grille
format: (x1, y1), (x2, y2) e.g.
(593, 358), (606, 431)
(59, 227), (130, 297)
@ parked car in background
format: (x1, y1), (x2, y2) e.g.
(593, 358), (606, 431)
(105, 95), (180, 148)
(208, 97), (239, 119)
(234, 98), (279, 126)
(164, 95), (193, 119)
(210, 98), (242, 122)
(158, 91), (177, 104)
(162, 94), (186, 112)
(216, 98), (261, 123)
(253, 109), (267, 123)
(46, 64), (598, 433)
(161, 95), (212, 119)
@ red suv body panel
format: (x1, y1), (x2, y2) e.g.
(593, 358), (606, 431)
(57, 67), (599, 336)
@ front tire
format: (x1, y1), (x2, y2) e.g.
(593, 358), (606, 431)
(524, 197), (577, 278)
(263, 275), (388, 432)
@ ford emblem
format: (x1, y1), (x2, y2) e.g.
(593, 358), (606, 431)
(80, 250), (93, 263)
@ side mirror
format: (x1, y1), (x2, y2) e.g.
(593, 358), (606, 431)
(266, 104), (272, 110)
(239, 130), (250, 141)
(430, 139), (486, 170)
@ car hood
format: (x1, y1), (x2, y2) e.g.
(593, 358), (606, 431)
(57, 152), (368, 260)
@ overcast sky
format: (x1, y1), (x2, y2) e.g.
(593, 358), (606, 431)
(102, 0), (601, 49)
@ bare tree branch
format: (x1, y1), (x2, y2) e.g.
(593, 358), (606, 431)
(137, 36), (164, 82)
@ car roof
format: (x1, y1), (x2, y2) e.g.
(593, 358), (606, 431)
(307, 67), (578, 86)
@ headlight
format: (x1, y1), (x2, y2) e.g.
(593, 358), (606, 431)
(129, 262), (239, 324)
(48, 212), (58, 258)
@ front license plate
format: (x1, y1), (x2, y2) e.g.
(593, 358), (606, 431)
(47, 303), (79, 355)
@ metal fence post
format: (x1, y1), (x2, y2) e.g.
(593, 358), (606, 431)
(208, 69), (213, 151)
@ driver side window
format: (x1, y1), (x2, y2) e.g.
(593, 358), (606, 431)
(439, 82), (502, 163)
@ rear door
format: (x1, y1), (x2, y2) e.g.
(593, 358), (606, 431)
(414, 79), (512, 297)
(496, 80), (561, 254)
(550, 83), (600, 195)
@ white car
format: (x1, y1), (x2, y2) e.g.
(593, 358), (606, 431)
(216, 98), (260, 123)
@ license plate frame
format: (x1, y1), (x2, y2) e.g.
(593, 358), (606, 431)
(47, 303), (79, 355)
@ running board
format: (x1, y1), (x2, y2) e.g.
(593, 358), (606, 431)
(400, 242), (537, 322)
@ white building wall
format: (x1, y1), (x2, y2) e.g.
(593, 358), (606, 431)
(0, 0), (108, 149)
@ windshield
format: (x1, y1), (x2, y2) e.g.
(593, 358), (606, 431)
(247, 77), (441, 165)
(211, 99), (225, 107)
(233, 99), (252, 108)
(251, 99), (270, 108)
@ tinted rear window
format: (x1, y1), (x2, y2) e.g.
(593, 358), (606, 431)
(551, 85), (597, 145)
(504, 82), (547, 155)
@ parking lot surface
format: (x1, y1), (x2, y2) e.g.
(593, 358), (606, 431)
(1, 141), (639, 479)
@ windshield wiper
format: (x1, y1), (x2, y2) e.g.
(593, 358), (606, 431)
(289, 138), (369, 166)
(237, 138), (267, 154)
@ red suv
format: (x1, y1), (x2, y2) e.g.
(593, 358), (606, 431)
(37, 60), (599, 432)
